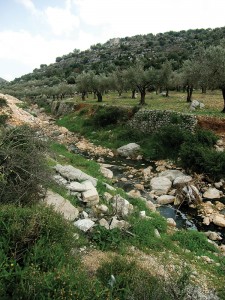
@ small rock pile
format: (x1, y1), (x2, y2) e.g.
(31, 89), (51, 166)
(44, 163), (134, 233)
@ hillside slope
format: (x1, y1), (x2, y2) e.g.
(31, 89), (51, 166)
(9, 26), (225, 85)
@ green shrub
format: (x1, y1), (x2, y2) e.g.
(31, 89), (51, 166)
(92, 106), (129, 127)
(0, 125), (52, 205)
(172, 230), (218, 254)
(0, 114), (8, 125)
(150, 125), (188, 160)
(179, 143), (225, 179)
(0, 205), (100, 299)
(185, 128), (218, 147)
(0, 97), (7, 107)
(131, 216), (168, 249)
(90, 225), (128, 251)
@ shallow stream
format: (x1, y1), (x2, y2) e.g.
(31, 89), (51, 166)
(70, 144), (225, 244)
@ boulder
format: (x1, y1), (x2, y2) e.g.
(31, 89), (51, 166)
(190, 100), (200, 108)
(67, 182), (87, 192)
(212, 214), (225, 227)
(167, 218), (176, 227)
(203, 188), (220, 199)
(100, 166), (113, 179)
(96, 204), (109, 213)
(103, 182), (116, 191)
(157, 195), (175, 205)
(159, 170), (184, 182)
(82, 187), (99, 205)
(190, 100), (205, 110)
(204, 231), (222, 241)
(54, 164), (97, 186)
(150, 177), (172, 195)
(127, 190), (142, 198)
(44, 190), (79, 221)
(53, 174), (68, 186)
(173, 175), (192, 186)
(109, 217), (130, 230)
(146, 200), (156, 212)
(117, 143), (140, 157)
(112, 195), (133, 217)
(99, 218), (110, 229)
(74, 219), (95, 232)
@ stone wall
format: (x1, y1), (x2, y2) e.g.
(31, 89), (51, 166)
(51, 101), (76, 116)
(128, 109), (197, 133)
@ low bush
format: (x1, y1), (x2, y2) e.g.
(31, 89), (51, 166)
(0, 205), (98, 299)
(179, 143), (225, 180)
(0, 125), (52, 205)
(185, 127), (218, 147)
(172, 230), (218, 255)
(92, 106), (129, 127)
(90, 225), (128, 251)
(0, 97), (7, 107)
(131, 216), (168, 250)
(0, 114), (8, 125)
(149, 125), (188, 160)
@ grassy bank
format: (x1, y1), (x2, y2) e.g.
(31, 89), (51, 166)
(56, 104), (225, 180)
(1, 122), (224, 298)
(60, 90), (225, 117)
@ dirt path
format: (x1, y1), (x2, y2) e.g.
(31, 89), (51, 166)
(1, 93), (113, 157)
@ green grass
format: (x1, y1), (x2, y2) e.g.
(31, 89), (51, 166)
(65, 90), (225, 117)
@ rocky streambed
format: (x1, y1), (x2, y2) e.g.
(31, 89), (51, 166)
(2, 95), (225, 249)
(67, 142), (225, 246)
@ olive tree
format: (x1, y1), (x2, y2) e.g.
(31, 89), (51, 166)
(159, 60), (173, 96)
(125, 63), (158, 105)
(181, 60), (200, 102)
(201, 46), (225, 112)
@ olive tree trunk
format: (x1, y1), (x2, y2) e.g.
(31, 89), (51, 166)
(186, 85), (193, 102)
(222, 88), (225, 113)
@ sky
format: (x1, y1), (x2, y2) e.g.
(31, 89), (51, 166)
(1, 0), (225, 81)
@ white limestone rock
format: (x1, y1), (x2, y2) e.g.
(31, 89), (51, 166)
(74, 219), (95, 232)
(99, 218), (110, 229)
(212, 214), (225, 227)
(159, 170), (184, 182)
(157, 195), (175, 205)
(117, 143), (141, 157)
(167, 218), (177, 227)
(173, 175), (192, 186)
(54, 164), (97, 186)
(82, 188), (99, 204)
(150, 177), (172, 195)
(67, 182), (87, 192)
(100, 166), (113, 179)
(112, 195), (133, 217)
(203, 188), (220, 199)
(44, 190), (79, 221)
(109, 217), (130, 230)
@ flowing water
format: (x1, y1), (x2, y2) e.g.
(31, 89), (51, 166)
(70, 144), (225, 244)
